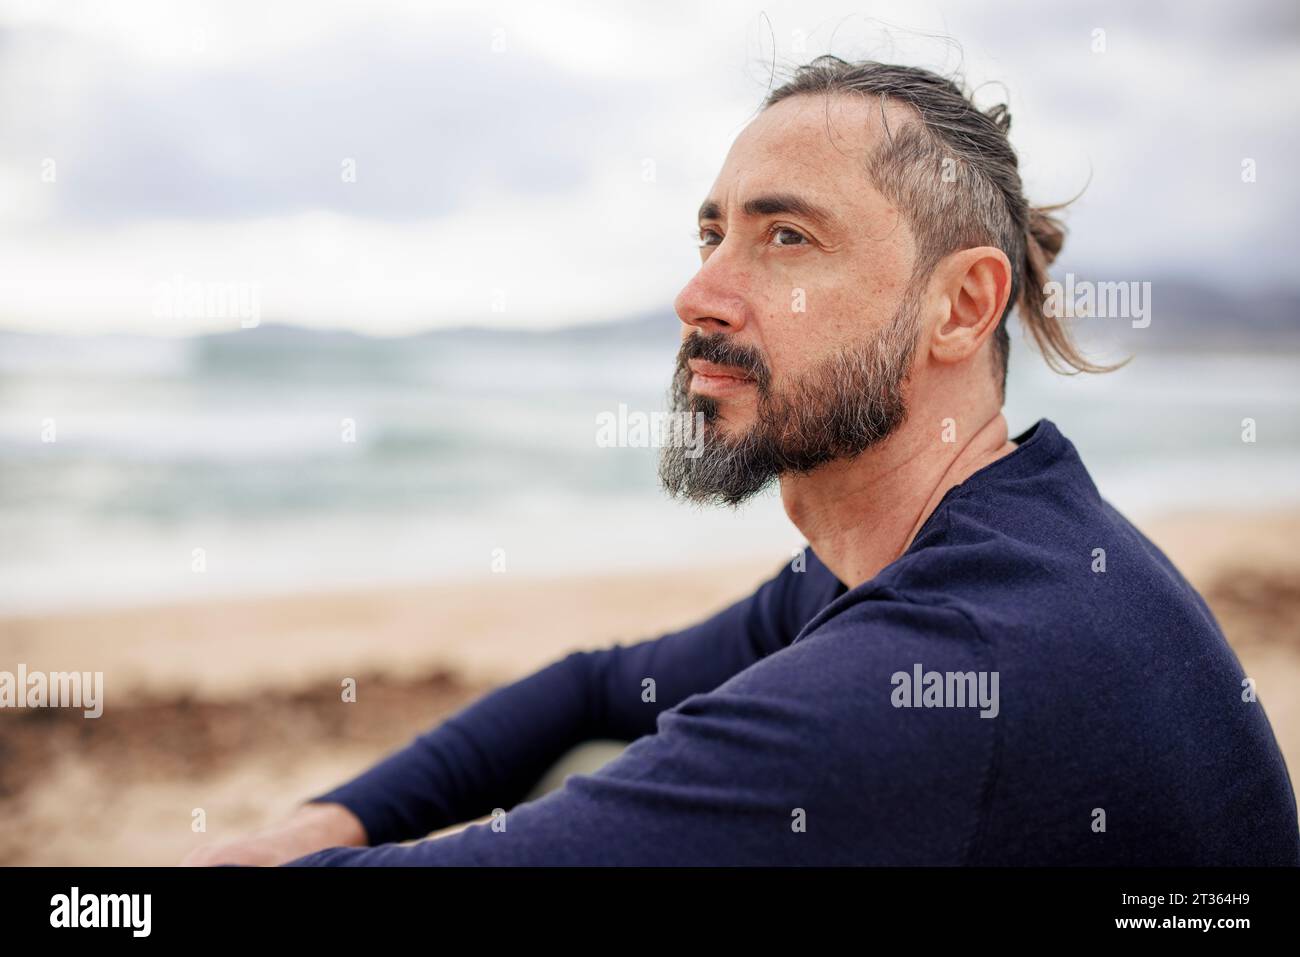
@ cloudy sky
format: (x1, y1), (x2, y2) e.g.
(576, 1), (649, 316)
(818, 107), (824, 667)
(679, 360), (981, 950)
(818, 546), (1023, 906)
(2, 0), (1297, 335)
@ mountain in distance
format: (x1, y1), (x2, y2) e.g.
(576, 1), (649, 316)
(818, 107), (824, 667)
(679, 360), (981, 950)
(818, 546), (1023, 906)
(0, 276), (1295, 357)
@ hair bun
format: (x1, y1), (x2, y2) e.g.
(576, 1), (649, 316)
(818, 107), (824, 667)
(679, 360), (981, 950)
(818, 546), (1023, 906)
(1027, 205), (1066, 266)
(984, 103), (1012, 134)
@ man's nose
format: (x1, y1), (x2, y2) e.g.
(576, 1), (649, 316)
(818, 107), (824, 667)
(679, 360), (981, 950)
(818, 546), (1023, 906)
(673, 256), (751, 335)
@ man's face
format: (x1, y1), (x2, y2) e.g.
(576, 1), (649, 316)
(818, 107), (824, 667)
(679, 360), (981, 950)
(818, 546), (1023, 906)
(659, 93), (923, 505)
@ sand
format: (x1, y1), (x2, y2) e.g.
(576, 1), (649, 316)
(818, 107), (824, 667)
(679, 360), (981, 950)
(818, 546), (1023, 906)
(2, 508), (1298, 866)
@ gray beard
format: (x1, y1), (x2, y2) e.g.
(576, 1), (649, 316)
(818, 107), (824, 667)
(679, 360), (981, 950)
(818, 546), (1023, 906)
(657, 293), (920, 507)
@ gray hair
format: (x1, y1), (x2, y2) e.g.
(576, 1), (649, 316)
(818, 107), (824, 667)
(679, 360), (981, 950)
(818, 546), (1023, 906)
(764, 56), (1124, 396)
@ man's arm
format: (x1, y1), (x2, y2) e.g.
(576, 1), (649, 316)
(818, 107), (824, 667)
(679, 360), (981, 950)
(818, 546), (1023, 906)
(291, 551), (842, 849)
(283, 599), (994, 866)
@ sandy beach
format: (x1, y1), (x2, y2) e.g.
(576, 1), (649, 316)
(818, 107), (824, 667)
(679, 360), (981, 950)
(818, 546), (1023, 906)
(3, 507), (1299, 866)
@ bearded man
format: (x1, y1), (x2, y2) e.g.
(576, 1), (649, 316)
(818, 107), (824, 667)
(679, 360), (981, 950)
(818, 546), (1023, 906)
(186, 57), (1300, 867)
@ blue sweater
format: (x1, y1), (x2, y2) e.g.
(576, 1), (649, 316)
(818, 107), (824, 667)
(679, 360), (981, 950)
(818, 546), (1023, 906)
(287, 418), (1300, 865)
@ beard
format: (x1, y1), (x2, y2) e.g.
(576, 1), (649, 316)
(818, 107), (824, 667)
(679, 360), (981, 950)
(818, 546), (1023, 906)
(657, 287), (921, 507)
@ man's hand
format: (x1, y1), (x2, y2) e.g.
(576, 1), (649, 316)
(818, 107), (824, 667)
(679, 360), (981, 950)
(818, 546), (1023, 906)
(181, 802), (368, 867)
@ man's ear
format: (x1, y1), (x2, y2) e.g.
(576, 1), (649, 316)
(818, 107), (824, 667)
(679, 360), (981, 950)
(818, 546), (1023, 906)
(928, 246), (1013, 366)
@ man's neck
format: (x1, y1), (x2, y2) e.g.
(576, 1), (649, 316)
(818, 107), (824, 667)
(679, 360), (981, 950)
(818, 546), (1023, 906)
(780, 409), (1018, 589)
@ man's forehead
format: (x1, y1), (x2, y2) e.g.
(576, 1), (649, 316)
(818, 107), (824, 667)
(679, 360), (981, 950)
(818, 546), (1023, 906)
(741, 93), (890, 153)
(704, 94), (902, 218)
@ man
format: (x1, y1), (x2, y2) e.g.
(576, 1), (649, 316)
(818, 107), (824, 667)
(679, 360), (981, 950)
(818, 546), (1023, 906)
(186, 57), (1300, 866)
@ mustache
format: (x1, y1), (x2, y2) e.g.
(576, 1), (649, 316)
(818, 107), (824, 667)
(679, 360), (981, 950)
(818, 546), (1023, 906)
(676, 332), (771, 391)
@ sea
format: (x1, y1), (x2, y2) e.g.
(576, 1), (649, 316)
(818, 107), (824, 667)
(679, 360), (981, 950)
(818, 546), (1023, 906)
(1, 322), (1297, 614)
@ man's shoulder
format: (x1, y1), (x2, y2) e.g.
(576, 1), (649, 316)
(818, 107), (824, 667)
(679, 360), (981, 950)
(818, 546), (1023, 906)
(728, 587), (993, 704)
(887, 472), (1223, 644)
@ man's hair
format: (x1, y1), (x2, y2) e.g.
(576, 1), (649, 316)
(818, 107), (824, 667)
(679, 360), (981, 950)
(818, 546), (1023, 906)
(764, 56), (1123, 397)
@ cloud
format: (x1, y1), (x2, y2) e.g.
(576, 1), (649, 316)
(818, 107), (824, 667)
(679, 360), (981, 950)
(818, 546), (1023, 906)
(0, 0), (1296, 334)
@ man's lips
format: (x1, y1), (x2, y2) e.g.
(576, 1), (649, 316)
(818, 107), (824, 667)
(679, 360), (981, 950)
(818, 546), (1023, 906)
(687, 358), (757, 397)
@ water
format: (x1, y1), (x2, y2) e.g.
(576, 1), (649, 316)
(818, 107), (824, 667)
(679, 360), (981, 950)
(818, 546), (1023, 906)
(2, 324), (1298, 614)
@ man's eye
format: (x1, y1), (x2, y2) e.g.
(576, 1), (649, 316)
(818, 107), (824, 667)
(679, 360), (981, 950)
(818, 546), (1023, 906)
(697, 227), (722, 248)
(772, 226), (808, 246)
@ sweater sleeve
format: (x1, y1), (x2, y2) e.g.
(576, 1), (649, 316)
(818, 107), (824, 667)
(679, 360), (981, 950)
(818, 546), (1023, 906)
(301, 554), (833, 847)
(285, 598), (996, 866)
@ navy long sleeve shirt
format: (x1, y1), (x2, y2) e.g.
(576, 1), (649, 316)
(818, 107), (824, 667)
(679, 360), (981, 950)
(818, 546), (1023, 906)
(286, 418), (1300, 865)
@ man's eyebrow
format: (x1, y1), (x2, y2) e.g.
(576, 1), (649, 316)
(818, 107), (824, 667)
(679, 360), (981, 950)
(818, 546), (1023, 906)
(697, 193), (843, 231)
